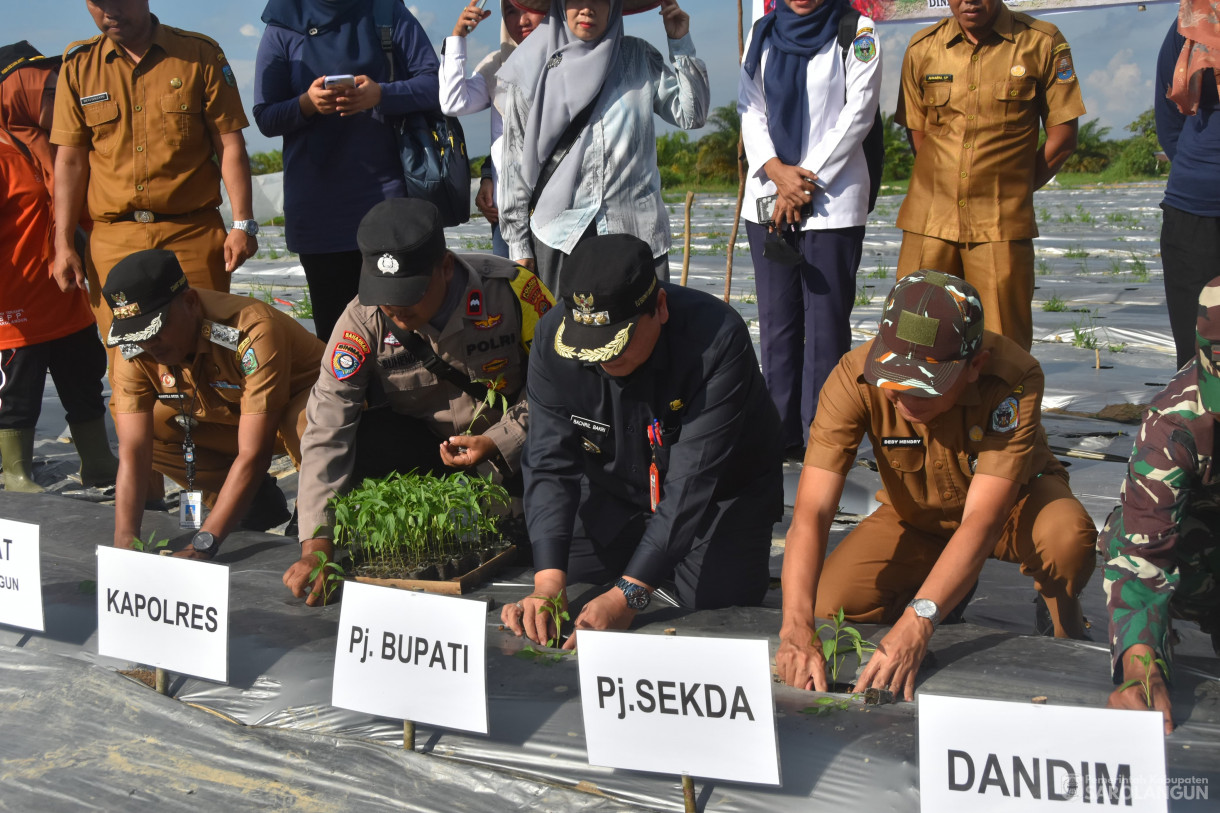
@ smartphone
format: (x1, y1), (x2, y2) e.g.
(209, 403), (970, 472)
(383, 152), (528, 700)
(756, 193), (811, 226)
(465, 0), (489, 33)
(323, 74), (356, 89)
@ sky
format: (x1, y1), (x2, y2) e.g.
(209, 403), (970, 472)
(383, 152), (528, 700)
(8, 1), (1178, 157)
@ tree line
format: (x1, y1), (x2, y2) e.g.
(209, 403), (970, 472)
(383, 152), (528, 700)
(246, 104), (1166, 187)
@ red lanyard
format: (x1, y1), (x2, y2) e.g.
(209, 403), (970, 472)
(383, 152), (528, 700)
(647, 419), (663, 512)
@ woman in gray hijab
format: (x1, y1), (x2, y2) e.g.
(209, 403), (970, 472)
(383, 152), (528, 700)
(496, 0), (708, 293)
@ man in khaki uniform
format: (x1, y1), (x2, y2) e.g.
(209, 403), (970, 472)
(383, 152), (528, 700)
(894, 0), (1085, 349)
(284, 199), (553, 604)
(50, 0), (258, 344)
(776, 272), (1095, 700)
(106, 250), (323, 559)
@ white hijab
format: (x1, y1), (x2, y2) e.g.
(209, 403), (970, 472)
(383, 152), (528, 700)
(496, 0), (625, 215)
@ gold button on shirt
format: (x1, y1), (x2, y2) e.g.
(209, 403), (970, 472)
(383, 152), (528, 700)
(804, 333), (1064, 539)
(894, 7), (1085, 243)
(50, 19), (249, 221)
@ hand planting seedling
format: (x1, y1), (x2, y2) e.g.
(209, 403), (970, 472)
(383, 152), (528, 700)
(1116, 650), (1168, 709)
(130, 531), (169, 554)
(537, 593), (570, 649)
(308, 550), (346, 605)
(816, 607), (877, 687)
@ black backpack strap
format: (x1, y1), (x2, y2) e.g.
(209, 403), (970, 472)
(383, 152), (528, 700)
(373, 0), (396, 81)
(528, 97), (597, 215)
(837, 8), (861, 96)
(382, 321), (492, 404)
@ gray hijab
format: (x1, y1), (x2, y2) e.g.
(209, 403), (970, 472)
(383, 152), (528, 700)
(496, 0), (624, 221)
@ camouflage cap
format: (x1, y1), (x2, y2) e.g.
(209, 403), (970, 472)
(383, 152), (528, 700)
(1195, 276), (1220, 413)
(863, 271), (985, 397)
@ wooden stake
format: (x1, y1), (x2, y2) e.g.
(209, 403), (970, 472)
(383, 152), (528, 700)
(723, 0), (746, 304)
(682, 774), (697, 813)
(403, 719), (416, 751)
(155, 667), (169, 695)
(1095, 347), (1101, 369)
(681, 190), (695, 287)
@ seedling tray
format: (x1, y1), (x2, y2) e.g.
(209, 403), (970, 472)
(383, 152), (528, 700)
(354, 544), (517, 595)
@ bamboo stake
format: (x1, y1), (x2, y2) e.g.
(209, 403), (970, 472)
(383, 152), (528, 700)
(403, 720), (416, 751)
(155, 667), (169, 695)
(681, 190), (695, 286)
(723, 0), (747, 303)
(682, 774), (697, 813)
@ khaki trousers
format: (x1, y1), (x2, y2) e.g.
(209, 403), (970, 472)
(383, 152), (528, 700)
(148, 388), (309, 505)
(897, 233), (1035, 351)
(814, 471), (1095, 638)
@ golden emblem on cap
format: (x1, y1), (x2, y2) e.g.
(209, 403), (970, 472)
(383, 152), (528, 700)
(571, 292), (609, 326)
(969, 425), (984, 442)
(112, 301), (142, 319)
(112, 292), (127, 306)
(170, 77), (182, 88)
(1010, 65), (1026, 78)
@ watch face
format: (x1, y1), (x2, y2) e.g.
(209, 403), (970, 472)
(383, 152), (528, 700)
(619, 580), (649, 610)
(192, 532), (215, 551)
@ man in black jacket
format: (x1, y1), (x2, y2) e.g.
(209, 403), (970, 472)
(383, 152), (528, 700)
(501, 234), (784, 648)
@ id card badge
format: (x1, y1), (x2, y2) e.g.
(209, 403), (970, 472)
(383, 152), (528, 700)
(179, 490), (204, 529)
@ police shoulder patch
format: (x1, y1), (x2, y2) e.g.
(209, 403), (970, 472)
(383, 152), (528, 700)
(331, 342), (365, 381)
(990, 395), (1020, 433)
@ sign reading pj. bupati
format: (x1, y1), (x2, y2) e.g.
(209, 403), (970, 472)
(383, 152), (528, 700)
(577, 630), (780, 785)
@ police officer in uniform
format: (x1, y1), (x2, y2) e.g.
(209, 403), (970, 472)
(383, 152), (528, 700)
(50, 0), (258, 346)
(284, 198), (554, 604)
(1099, 276), (1220, 735)
(105, 250), (323, 559)
(894, 0), (1085, 350)
(501, 233), (784, 649)
(777, 272), (1096, 699)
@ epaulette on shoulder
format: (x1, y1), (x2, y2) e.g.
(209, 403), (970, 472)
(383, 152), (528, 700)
(462, 252), (518, 281)
(908, 17), (952, 48)
(1015, 12), (1061, 40)
(166, 26), (223, 52)
(62, 37), (101, 60)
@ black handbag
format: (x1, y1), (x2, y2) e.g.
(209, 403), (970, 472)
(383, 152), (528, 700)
(374, 0), (471, 227)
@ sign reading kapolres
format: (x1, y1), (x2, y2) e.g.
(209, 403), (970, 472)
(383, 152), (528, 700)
(0, 518), (44, 632)
(96, 546), (230, 682)
(331, 581), (489, 735)
(577, 631), (780, 785)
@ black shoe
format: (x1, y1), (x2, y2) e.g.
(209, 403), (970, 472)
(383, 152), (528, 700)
(240, 474), (290, 532)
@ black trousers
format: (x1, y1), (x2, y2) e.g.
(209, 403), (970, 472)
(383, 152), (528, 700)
(0, 324), (108, 430)
(1161, 203), (1220, 370)
(562, 482), (773, 610)
(300, 250), (363, 343)
(532, 225), (670, 298)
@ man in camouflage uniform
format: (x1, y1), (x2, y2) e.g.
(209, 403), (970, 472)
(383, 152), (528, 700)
(1099, 277), (1220, 734)
(284, 198), (553, 605)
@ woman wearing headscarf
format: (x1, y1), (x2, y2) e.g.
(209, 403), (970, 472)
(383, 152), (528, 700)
(441, 0), (546, 258)
(0, 42), (118, 492)
(738, 0), (880, 458)
(254, 0), (439, 341)
(1157, 0), (1220, 369)
(497, 0), (708, 294)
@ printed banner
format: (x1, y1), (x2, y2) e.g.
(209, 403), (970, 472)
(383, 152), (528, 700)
(752, 0), (1164, 24)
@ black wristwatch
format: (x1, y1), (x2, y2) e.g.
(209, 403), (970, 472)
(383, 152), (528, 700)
(191, 531), (217, 553)
(616, 577), (650, 611)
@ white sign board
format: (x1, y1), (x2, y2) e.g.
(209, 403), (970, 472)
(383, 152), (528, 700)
(577, 630), (780, 785)
(96, 546), (229, 682)
(920, 694), (1168, 812)
(332, 581), (488, 735)
(0, 518), (44, 632)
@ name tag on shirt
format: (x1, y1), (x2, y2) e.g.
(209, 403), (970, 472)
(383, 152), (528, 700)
(924, 74), (952, 84)
(571, 415), (610, 437)
(80, 92), (110, 106)
(881, 437), (924, 448)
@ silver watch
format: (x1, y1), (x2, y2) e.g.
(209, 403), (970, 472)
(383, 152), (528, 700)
(231, 219), (259, 236)
(907, 597), (941, 626)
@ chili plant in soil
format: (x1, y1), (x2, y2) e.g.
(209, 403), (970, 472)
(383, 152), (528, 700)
(800, 608), (881, 715)
(329, 470), (511, 581)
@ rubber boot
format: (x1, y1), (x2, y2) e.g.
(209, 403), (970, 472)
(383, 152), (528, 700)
(0, 428), (45, 493)
(69, 417), (120, 487)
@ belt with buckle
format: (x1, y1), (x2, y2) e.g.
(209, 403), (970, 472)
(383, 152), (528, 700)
(112, 206), (212, 224)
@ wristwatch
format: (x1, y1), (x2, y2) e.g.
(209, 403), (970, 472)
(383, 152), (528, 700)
(191, 531), (217, 553)
(907, 597), (941, 626)
(231, 219), (259, 236)
(616, 578), (651, 611)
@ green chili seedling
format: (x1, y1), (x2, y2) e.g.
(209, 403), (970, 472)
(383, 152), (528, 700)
(465, 375), (510, 434)
(1117, 651), (1169, 709)
(308, 550), (346, 605)
(130, 532), (169, 553)
(815, 607), (878, 686)
(535, 594), (570, 649)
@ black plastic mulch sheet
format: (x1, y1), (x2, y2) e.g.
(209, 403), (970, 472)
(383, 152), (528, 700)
(1, 492), (1218, 811)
